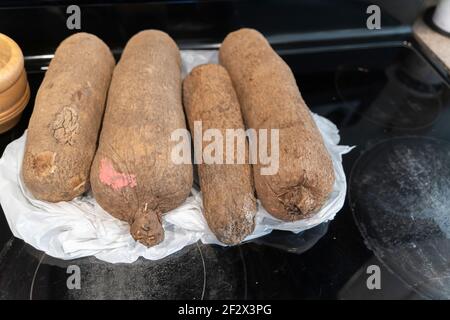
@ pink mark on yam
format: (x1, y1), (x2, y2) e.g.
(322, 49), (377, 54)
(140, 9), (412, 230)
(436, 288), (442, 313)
(99, 158), (137, 191)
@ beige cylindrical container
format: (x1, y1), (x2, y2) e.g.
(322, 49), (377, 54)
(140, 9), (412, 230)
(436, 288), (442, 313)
(0, 33), (30, 133)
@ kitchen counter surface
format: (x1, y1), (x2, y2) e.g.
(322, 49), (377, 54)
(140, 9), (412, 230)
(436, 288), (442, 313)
(414, 17), (450, 74)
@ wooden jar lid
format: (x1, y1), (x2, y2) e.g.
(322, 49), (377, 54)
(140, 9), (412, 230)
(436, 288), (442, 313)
(0, 33), (29, 134)
(0, 33), (24, 92)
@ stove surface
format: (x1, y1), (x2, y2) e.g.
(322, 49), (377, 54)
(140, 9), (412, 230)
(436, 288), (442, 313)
(0, 42), (449, 300)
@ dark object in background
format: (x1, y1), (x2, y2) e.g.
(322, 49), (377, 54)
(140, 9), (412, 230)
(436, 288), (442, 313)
(0, 0), (423, 57)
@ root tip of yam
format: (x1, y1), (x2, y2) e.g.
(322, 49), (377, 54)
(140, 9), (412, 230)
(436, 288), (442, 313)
(280, 186), (320, 219)
(130, 210), (164, 247)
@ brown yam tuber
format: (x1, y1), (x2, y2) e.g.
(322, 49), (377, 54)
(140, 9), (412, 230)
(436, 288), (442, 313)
(22, 33), (115, 202)
(219, 28), (335, 221)
(183, 64), (256, 244)
(90, 30), (193, 247)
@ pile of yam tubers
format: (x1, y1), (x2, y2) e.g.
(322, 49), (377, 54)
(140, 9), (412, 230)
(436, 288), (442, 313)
(22, 29), (335, 247)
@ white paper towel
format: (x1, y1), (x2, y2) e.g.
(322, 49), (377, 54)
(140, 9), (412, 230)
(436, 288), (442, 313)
(0, 50), (353, 263)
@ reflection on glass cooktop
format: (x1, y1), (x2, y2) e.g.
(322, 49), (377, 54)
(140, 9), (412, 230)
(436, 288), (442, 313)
(350, 136), (450, 299)
(1, 43), (449, 300)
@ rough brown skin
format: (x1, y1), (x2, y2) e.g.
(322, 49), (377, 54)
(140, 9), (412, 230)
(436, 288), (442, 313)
(219, 28), (335, 221)
(183, 64), (256, 244)
(22, 33), (115, 202)
(90, 30), (193, 247)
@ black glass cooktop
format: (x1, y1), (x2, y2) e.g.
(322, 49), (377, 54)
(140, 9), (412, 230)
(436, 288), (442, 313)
(1, 41), (449, 300)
